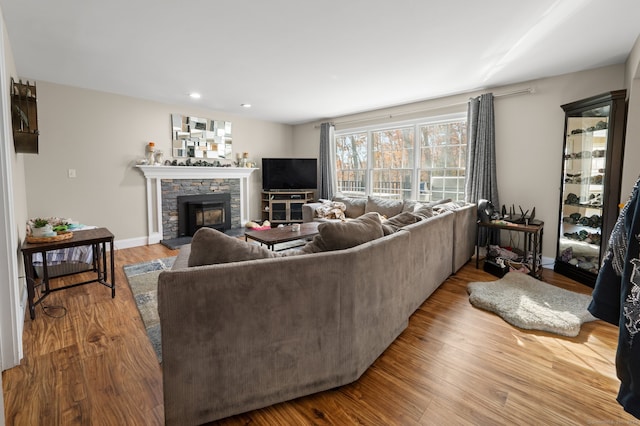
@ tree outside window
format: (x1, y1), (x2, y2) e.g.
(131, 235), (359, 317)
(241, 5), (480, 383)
(335, 114), (466, 201)
(420, 121), (467, 201)
(372, 127), (414, 199)
(336, 132), (367, 197)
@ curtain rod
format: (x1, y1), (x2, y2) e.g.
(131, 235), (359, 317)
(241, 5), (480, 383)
(315, 87), (535, 128)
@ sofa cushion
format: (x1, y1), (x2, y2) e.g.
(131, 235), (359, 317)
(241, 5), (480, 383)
(365, 196), (404, 218)
(425, 198), (452, 207)
(300, 212), (384, 253)
(433, 201), (466, 214)
(333, 195), (367, 218)
(382, 212), (423, 235)
(188, 227), (277, 267)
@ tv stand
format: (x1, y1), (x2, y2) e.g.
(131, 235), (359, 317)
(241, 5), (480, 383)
(261, 190), (315, 225)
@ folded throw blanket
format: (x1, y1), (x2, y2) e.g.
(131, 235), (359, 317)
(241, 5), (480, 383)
(315, 201), (347, 220)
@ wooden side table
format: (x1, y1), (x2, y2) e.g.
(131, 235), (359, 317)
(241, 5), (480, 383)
(21, 227), (115, 319)
(475, 220), (544, 278)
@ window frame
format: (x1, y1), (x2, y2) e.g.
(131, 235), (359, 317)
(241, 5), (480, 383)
(334, 112), (467, 201)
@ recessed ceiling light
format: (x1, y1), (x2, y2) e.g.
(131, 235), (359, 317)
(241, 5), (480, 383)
(241, 103), (252, 108)
(189, 93), (201, 99)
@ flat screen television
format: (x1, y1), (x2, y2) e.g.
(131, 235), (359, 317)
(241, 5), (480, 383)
(262, 158), (317, 191)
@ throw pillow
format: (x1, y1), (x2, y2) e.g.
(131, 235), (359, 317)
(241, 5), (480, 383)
(188, 227), (277, 267)
(381, 212), (422, 235)
(333, 195), (367, 218)
(402, 200), (423, 213)
(413, 205), (434, 219)
(299, 212), (384, 253)
(365, 196), (404, 218)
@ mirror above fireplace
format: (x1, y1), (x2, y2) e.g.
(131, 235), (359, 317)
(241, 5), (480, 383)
(171, 114), (232, 159)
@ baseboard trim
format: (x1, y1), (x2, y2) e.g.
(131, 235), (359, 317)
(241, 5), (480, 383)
(114, 236), (148, 250)
(541, 256), (554, 269)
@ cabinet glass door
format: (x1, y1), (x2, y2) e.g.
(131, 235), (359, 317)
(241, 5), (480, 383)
(289, 202), (305, 221)
(558, 110), (608, 275)
(555, 90), (626, 287)
(271, 202), (287, 221)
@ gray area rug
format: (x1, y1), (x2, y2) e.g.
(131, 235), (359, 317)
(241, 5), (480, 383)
(467, 272), (597, 337)
(123, 257), (176, 362)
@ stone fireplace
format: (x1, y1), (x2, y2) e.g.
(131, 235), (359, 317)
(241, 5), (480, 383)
(161, 179), (239, 240)
(136, 165), (258, 245)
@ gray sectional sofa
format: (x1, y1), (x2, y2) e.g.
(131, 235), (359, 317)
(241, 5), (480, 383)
(303, 195), (477, 273)
(157, 200), (477, 425)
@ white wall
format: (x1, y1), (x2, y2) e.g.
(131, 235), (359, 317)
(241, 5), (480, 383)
(293, 64), (627, 260)
(1, 5), (29, 424)
(23, 82), (294, 243)
(1, 3), (27, 361)
(622, 34), (640, 198)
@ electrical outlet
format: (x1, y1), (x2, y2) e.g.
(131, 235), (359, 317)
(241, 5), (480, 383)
(68, 169), (77, 178)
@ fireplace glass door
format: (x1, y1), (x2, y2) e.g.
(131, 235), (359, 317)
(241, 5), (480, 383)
(178, 193), (232, 237)
(194, 203), (225, 228)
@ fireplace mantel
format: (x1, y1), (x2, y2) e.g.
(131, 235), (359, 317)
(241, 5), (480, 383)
(136, 165), (257, 180)
(136, 165), (258, 244)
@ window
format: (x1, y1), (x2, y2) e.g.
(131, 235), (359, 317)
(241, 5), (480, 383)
(335, 114), (467, 201)
(335, 132), (367, 196)
(419, 120), (467, 201)
(372, 127), (414, 199)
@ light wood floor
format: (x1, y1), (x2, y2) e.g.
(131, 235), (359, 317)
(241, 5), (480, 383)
(2, 244), (636, 425)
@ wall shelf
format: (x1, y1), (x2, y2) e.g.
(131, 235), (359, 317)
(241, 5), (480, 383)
(11, 78), (39, 154)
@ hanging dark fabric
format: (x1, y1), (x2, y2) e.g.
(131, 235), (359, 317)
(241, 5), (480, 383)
(589, 175), (640, 419)
(319, 122), (336, 200)
(465, 93), (499, 246)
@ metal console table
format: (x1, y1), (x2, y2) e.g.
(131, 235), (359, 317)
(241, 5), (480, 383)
(475, 220), (544, 278)
(21, 227), (115, 319)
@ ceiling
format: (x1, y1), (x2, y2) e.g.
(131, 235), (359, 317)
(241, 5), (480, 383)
(1, 0), (639, 125)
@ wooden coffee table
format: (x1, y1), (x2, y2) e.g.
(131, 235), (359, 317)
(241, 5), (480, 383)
(245, 222), (320, 251)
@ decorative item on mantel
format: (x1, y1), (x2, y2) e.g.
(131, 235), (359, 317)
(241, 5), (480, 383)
(135, 141), (167, 166)
(167, 158), (227, 167)
(235, 152), (254, 168)
(136, 141), (154, 165)
(146, 141), (155, 163)
(154, 150), (164, 165)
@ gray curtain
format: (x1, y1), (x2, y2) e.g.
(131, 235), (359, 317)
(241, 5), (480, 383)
(465, 93), (499, 246)
(319, 122), (336, 200)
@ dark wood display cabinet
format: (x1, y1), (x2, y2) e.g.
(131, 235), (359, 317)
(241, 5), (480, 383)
(555, 90), (627, 287)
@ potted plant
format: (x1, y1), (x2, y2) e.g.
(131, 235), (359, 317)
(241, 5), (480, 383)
(31, 218), (53, 237)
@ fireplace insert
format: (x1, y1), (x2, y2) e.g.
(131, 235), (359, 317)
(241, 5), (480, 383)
(177, 193), (231, 236)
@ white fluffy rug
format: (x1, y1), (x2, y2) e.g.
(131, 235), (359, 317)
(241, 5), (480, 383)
(467, 273), (597, 337)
